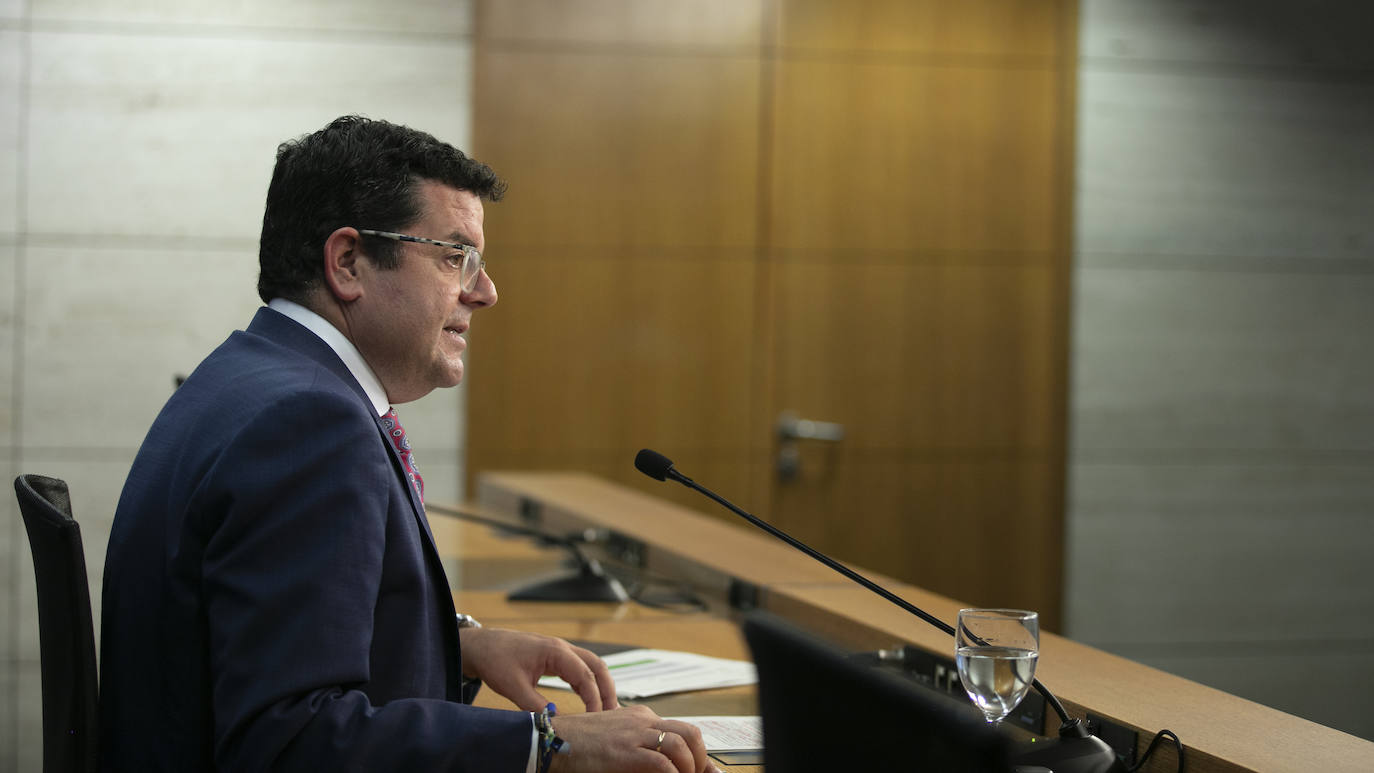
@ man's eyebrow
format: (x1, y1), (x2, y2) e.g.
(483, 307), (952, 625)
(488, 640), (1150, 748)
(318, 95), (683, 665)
(444, 231), (477, 247)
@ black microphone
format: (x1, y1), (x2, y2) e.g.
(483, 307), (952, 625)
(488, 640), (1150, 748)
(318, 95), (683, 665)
(634, 448), (692, 485)
(635, 448), (1129, 773)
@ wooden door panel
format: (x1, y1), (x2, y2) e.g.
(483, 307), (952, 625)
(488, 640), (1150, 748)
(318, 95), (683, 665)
(468, 247), (759, 457)
(768, 453), (1058, 617)
(764, 261), (1064, 626)
(479, 0), (766, 48)
(769, 261), (1060, 450)
(762, 4), (1074, 630)
(777, 0), (1065, 58)
(770, 58), (1063, 253)
(475, 50), (762, 250)
(470, 42), (767, 503)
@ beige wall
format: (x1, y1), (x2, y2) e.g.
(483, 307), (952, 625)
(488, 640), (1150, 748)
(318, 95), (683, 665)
(0, 2), (478, 768)
(1066, 0), (1374, 741)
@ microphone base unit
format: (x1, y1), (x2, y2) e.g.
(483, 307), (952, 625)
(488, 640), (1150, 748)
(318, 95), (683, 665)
(1014, 733), (1127, 773)
(506, 561), (630, 603)
(423, 503), (631, 604)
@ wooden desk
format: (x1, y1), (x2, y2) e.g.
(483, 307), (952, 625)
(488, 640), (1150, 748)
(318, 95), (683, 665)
(458, 471), (1374, 773)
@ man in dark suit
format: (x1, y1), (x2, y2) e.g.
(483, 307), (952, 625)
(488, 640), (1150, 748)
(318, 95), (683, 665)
(100, 116), (714, 773)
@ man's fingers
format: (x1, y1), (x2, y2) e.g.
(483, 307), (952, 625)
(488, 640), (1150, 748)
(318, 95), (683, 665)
(571, 644), (619, 710)
(659, 719), (709, 773)
(548, 646), (604, 712)
(655, 730), (697, 773)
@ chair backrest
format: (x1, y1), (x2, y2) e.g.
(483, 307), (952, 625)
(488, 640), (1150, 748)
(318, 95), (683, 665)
(744, 610), (1014, 772)
(14, 475), (100, 773)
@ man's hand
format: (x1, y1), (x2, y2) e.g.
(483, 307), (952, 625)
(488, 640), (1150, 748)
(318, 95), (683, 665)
(550, 705), (718, 773)
(459, 627), (618, 712)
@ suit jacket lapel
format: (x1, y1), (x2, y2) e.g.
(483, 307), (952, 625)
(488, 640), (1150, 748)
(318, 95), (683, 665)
(247, 307), (446, 581)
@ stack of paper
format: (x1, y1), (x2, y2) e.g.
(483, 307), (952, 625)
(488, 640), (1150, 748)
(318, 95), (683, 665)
(666, 716), (763, 754)
(539, 648), (757, 699)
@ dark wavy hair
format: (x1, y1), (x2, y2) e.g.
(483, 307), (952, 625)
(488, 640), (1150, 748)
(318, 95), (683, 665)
(256, 115), (506, 304)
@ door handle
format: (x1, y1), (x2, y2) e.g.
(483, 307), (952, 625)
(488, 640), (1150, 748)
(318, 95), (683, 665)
(777, 411), (845, 443)
(777, 411), (845, 482)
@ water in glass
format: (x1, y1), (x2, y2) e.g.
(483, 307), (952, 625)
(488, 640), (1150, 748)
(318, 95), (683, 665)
(956, 609), (1039, 724)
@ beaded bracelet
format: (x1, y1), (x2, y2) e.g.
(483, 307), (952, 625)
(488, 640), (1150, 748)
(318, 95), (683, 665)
(534, 703), (568, 773)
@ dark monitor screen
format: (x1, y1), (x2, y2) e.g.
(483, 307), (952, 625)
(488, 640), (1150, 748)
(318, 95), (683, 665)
(743, 611), (1015, 772)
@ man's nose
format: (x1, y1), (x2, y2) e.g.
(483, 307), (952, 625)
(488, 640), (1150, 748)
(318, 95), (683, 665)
(462, 268), (497, 308)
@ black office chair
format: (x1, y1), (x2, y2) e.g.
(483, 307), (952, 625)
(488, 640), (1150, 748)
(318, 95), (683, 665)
(14, 475), (99, 773)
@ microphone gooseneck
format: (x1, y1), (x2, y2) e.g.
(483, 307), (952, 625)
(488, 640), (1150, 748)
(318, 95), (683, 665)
(633, 448), (1077, 730)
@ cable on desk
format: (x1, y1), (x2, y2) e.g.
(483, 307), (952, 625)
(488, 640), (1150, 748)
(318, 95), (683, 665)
(1128, 728), (1183, 773)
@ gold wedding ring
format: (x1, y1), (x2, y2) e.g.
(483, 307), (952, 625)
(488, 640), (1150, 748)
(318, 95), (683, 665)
(655, 730), (667, 752)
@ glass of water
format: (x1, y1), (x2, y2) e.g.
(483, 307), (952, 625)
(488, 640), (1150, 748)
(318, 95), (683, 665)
(956, 608), (1039, 724)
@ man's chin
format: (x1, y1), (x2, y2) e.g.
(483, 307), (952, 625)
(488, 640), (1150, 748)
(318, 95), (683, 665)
(436, 362), (464, 389)
(393, 367), (464, 404)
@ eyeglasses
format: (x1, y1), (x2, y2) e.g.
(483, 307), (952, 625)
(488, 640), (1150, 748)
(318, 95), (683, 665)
(357, 229), (487, 292)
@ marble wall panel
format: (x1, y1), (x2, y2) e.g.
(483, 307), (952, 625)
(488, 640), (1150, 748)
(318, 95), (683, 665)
(1076, 69), (1374, 268)
(1070, 2), (1374, 741)
(399, 383), (463, 456)
(1, 456), (16, 666)
(31, 0), (473, 36)
(1072, 268), (1374, 452)
(415, 457), (463, 512)
(0, 245), (15, 448)
(21, 245), (261, 451)
(0, 663), (14, 773)
(0, 31), (21, 237)
(1064, 461), (1374, 645)
(1081, 0), (1374, 69)
(27, 30), (474, 240)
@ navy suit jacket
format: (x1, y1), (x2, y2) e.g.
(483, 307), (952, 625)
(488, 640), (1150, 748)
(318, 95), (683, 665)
(100, 307), (531, 771)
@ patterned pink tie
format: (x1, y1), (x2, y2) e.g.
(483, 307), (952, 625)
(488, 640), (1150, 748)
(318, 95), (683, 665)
(381, 408), (424, 501)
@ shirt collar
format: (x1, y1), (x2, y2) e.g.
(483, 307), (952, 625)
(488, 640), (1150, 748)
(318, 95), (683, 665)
(267, 298), (391, 417)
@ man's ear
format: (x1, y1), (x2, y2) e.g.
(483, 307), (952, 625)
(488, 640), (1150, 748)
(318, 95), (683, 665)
(322, 227), (365, 302)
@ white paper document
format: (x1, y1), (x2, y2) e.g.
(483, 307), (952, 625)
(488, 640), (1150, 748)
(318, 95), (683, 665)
(538, 648), (757, 699)
(666, 716), (763, 753)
